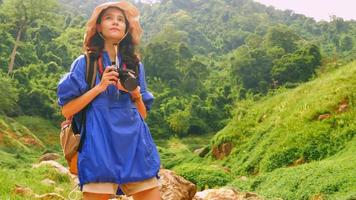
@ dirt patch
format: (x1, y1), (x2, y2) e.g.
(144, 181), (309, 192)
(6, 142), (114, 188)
(288, 157), (306, 167)
(337, 98), (349, 113)
(20, 136), (41, 147)
(212, 142), (234, 160)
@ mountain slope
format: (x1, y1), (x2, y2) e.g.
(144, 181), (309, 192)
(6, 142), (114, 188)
(210, 62), (356, 199)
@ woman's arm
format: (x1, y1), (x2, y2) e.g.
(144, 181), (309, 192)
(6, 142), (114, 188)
(62, 66), (119, 119)
(61, 85), (102, 119)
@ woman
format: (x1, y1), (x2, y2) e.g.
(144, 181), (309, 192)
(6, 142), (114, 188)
(57, 1), (161, 200)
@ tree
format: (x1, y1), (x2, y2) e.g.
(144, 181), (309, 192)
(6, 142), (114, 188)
(272, 44), (321, 85)
(0, 0), (58, 74)
(0, 72), (19, 115)
(231, 46), (273, 94)
(265, 25), (299, 53)
(340, 35), (353, 52)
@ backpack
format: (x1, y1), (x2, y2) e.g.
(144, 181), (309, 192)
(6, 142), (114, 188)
(59, 52), (97, 175)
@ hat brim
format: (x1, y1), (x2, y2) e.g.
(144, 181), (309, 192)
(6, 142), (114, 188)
(84, 1), (142, 49)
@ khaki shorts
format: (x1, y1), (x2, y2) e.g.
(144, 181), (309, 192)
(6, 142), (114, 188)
(82, 177), (159, 196)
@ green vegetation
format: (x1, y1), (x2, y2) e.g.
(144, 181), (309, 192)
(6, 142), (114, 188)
(0, 0), (355, 199)
(210, 62), (356, 199)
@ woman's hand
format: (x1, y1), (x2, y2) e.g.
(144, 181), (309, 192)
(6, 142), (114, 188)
(97, 66), (118, 92)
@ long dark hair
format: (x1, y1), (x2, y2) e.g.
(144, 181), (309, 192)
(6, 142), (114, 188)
(86, 6), (140, 74)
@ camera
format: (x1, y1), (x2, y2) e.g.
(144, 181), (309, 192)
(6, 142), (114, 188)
(115, 66), (137, 92)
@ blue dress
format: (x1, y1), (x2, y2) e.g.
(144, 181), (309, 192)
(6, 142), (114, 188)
(57, 52), (161, 192)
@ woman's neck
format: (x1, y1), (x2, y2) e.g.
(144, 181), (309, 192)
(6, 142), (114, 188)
(104, 41), (119, 63)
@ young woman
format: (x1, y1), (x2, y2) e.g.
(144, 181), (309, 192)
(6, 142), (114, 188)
(57, 2), (161, 200)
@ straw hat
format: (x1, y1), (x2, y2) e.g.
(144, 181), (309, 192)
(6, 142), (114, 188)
(83, 1), (142, 50)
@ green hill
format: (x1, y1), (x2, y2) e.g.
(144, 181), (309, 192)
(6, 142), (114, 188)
(0, 115), (77, 199)
(208, 61), (356, 199)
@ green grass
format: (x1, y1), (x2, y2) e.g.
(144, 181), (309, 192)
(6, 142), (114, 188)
(0, 149), (80, 200)
(209, 61), (356, 199)
(0, 115), (74, 199)
(229, 138), (356, 200)
(15, 116), (61, 150)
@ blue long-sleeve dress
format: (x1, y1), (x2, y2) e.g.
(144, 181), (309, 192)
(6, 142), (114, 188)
(57, 51), (161, 193)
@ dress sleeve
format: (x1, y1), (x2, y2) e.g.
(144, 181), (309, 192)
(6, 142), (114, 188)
(138, 62), (154, 111)
(57, 55), (88, 107)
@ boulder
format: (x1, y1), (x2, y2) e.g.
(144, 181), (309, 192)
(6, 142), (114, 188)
(158, 168), (197, 200)
(32, 160), (78, 184)
(34, 193), (65, 200)
(13, 184), (33, 196)
(194, 146), (210, 158)
(115, 168), (196, 200)
(41, 178), (56, 186)
(193, 188), (262, 200)
(39, 153), (61, 162)
(318, 113), (331, 121)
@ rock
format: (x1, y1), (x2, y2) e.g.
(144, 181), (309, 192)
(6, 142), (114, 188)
(159, 168), (197, 200)
(212, 142), (234, 160)
(32, 160), (78, 184)
(239, 192), (261, 199)
(194, 146), (210, 157)
(33, 161), (68, 174)
(193, 188), (262, 200)
(54, 187), (64, 193)
(41, 178), (56, 186)
(318, 113), (331, 121)
(194, 148), (204, 155)
(311, 193), (325, 200)
(114, 169), (196, 200)
(193, 188), (239, 200)
(34, 193), (65, 200)
(13, 184), (33, 196)
(39, 153), (61, 162)
(239, 176), (248, 181)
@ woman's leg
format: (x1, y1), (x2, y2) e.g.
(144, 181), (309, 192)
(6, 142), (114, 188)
(83, 192), (110, 200)
(131, 187), (161, 200)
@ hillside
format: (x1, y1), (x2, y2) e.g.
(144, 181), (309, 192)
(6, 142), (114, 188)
(1, 0), (356, 199)
(207, 61), (356, 199)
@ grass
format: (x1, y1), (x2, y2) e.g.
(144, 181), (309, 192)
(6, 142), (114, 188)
(0, 149), (81, 200)
(209, 61), (356, 199)
(15, 116), (61, 150)
(229, 138), (356, 200)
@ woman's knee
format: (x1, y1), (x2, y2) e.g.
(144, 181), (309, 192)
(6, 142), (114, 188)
(132, 187), (161, 200)
(83, 192), (110, 200)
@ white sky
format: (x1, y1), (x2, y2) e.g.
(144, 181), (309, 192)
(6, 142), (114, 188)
(253, 0), (356, 21)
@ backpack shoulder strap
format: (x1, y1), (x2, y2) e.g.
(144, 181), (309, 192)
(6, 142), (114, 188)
(84, 52), (97, 89)
(77, 52), (98, 152)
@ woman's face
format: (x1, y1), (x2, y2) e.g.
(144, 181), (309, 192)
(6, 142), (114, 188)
(97, 7), (127, 42)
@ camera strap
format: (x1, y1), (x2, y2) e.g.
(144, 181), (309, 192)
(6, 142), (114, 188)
(97, 52), (123, 76)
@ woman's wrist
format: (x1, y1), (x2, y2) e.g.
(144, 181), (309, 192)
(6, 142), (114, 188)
(130, 87), (142, 101)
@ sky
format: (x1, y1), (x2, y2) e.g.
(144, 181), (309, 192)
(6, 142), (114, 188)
(253, 0), (356, 21)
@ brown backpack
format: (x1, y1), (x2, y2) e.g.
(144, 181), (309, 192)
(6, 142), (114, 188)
(59, 52), (97, 175)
